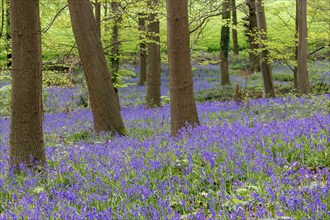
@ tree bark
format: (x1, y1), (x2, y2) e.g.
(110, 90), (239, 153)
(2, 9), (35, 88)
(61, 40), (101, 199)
(68, 0), (125, 134)
(9, 0), (45, 169)
(220, 0), (231, 86)
(110, 1), (121, 106)
(5, 0), (11, 69)
(255, 0), (275, 97)
(166, 0), (199, 136)
(95, 0), (101, 38)
(231, 0), (239, 55)
(146, 0), (161, 108)
(297, 0), (311, 94)
(293, 0), (298, 89)
(138, 14), (147, 86)
(245, 0), (260, 72)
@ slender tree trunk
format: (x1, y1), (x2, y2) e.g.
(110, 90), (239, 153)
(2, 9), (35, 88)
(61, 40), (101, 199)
(293, 0), (298, 89)
(9, 0), (45, 169)
(110, 1), (121, 107)
(297, 0), (311, 94)
(245, 0), (260, 72)
(5, 0), (11, 69)
(231, 0), (239, 55)
(68, 0), (125, 134)
(95, 0), (101, 38)
(166, 0), (199, 136)
(146, 0), (161, 108)
(220, 0), (231, 86)
(138, 14), (147, 86)
(255, 0), (275, 97)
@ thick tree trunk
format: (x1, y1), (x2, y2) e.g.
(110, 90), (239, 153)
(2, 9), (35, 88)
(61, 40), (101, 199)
(231, 0), (239, 55)
(146, 0), (161, 108)
(95, 0), (101, 38)
(110, 1), (121, 106)
(245, 0), (260, 72)
(68, 0), (125, 134)
(9, 0), (45, 169)
(166, 0), (199, 136)
(293, 0), (298, 89)
(138, 14), (147, 86)
(220, 0), (231, 86)
(297, 0), (311, 94)
(255, 0), (275, 97)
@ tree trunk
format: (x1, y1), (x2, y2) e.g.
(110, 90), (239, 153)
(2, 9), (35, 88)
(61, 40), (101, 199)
(297, 0), (311, 94)
(146, 0), (161, 108)
(68, 0), (125, 134)
(293, 0), (298, 89)
(95, 0), (101, 38)
(245, 0), (260, 72)
(231, 0), (239, 55)
(255, 0), (275, 97)
(5, 0), (11, 69)
(166, 0), (199, 136)
(220, 0), (231, 86)
(110, 1), (121, 107)
(138, 14), (147, 86)
(9, 0), (45, 169)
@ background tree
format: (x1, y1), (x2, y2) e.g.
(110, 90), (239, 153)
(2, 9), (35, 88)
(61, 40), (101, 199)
(167, 0), (199, 136)
(297, 0), (311, 94)
(244, 0), (260, 72)
(5, 0), (10, 68)
(68, 0), (125, 134)
(231, 0), (239, 55)
(9, 0), (45, 168)
(255, 0), (275, 97)
(220, 0), (231, 85)
(94, 0), (101, 38)
(138, 13), (147, 86)
(146, 0), (161, 108)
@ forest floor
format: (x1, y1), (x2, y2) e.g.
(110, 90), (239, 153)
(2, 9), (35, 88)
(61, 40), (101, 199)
(0, 62), (330, 219)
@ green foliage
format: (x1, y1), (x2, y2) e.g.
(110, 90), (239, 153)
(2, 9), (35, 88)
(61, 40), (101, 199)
(113, 69), (136, 89)
(273, 72), (294, 82)
(0, 84), (11, 116)
(43, 71), (72, 86)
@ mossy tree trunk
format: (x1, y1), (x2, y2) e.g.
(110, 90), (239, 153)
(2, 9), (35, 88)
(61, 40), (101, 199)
(220, 0), (231, 86)
(231, 0), (239, 55)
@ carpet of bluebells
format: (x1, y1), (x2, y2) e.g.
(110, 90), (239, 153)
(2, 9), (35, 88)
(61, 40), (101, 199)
(0, 63), (330, 219)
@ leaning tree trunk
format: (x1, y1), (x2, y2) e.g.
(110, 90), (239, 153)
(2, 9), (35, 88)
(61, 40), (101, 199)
(138, 13), (147, 86)
(94, 0), (101, 38)
(9, 0), (45, 169)
(245, 0), (260, 72)
(297, 0), (311, 94)
(220, 0), (231, 86)
(68, 0), (125, 134)
(255, 0), (275, 97)
(166, 0), (199, 136)
(110, 1), (121, 107)
(146, 0), (161, 108)
(231, 0), (239, 55)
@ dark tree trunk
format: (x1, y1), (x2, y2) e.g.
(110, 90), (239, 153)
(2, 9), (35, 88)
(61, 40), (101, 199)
(245, 0), (260, 72)
(231, 0), (239, 55)
(138, 14), (147, 86)
(255, 0), (275, 97)
(220, 0), (231, 86)
(5, 0), (11, 69)
(297, 0), (311, 94)
(9, 0), (45, 169)
(166, 0), (199, 136)
(68, 0), (125, 134)
(146, 0), (161, 108)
